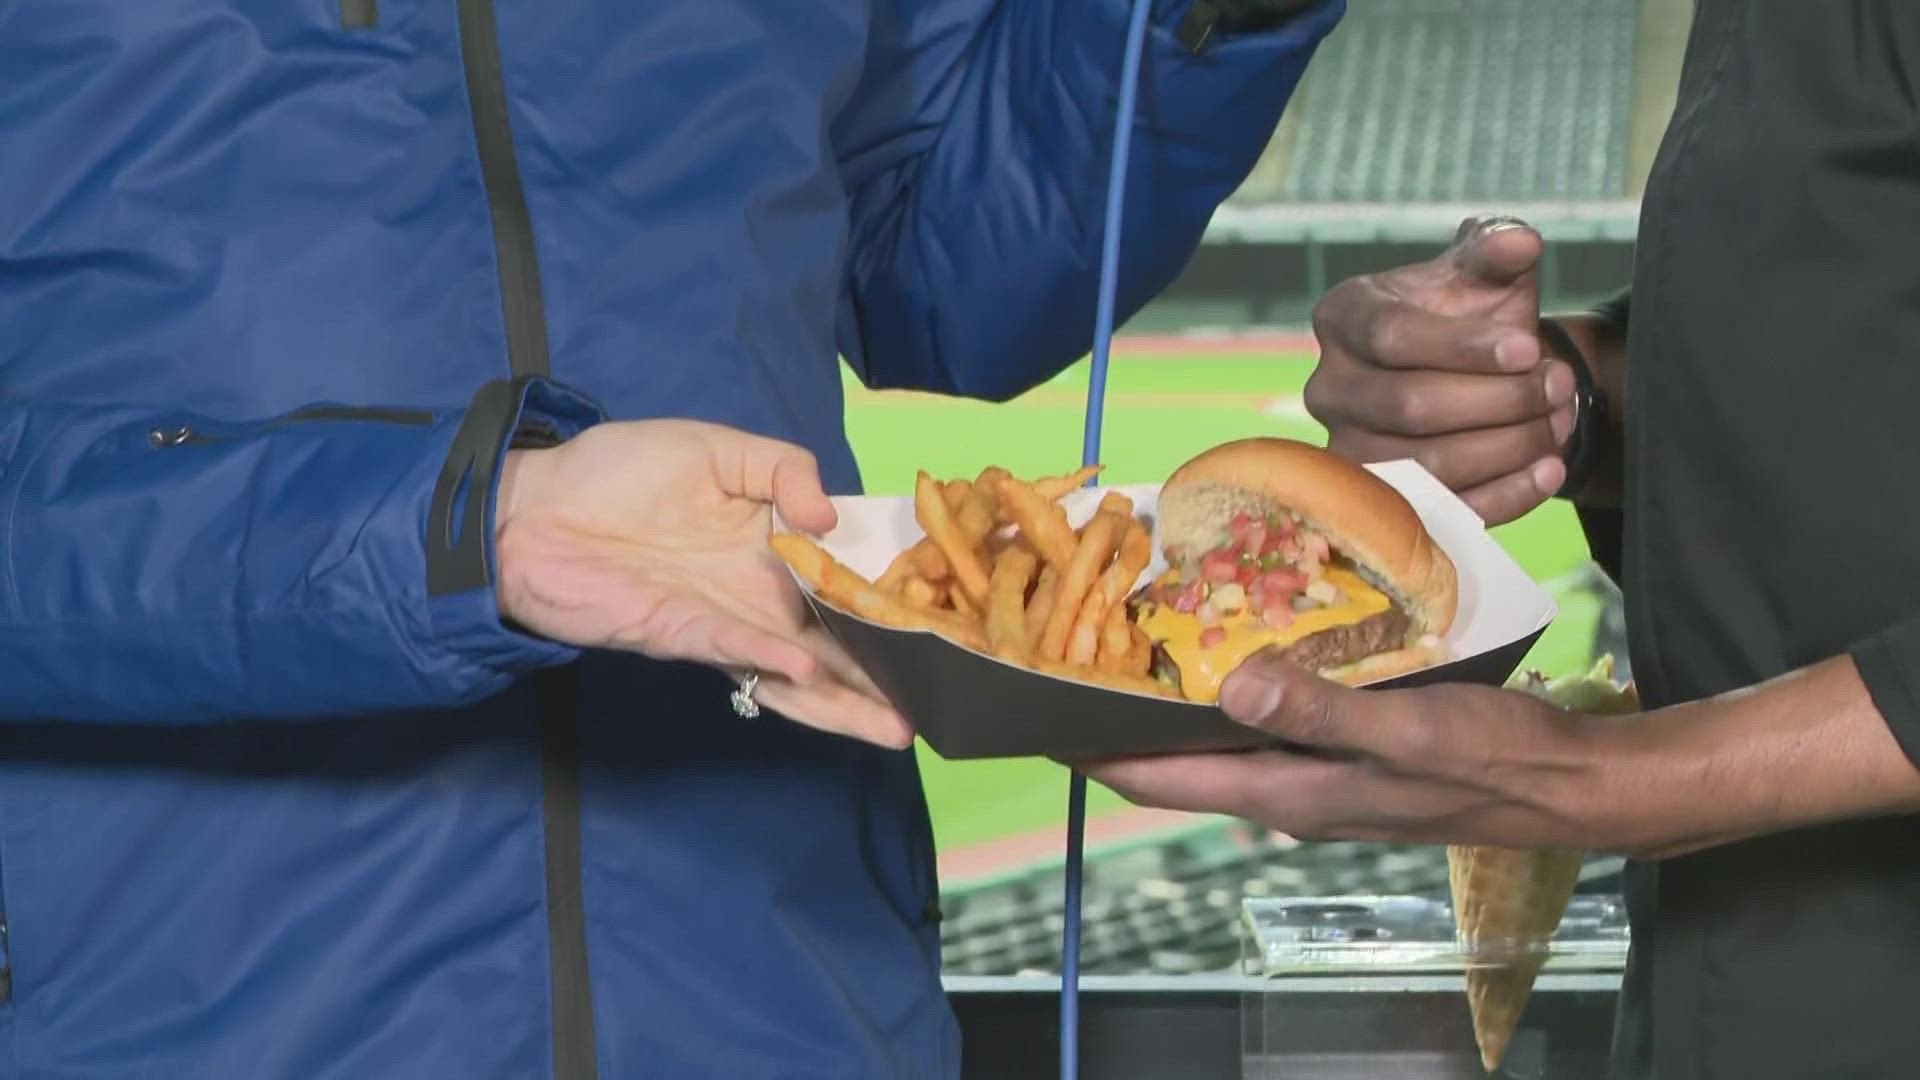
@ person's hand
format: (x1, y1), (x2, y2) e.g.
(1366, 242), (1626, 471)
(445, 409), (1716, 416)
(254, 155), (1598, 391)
(491, 419), (912, 749)
(1077, 652), (1634, 852)
(1304, 216), (1575, 526)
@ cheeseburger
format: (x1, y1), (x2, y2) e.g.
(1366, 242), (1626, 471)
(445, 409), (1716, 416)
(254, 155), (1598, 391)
(1131, 438), (1456, 702)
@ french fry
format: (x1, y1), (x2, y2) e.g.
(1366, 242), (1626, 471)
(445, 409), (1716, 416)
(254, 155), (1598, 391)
(1066, 598), (1104, 667)
(875, 477), (978, 593)
(774, 463), (1177, 704)
(875, 534), (954, 592)
(1126, 625), (1154, 677)
(769, 533), (988, 649)
(915, 472), (992, 607)
(876, 544), (927, 592)
(1095, 490), (1134, 519)
(1025, 564), (1060, 643)
(1067, 518), (1154, 665)
(973, 465), (1012, 501)
(900, 576), (940, 609)
(956, 482), (1001, 544)
(985, 548), (1039, 663)
(1038, 506), (1125, 662)
(998, 478), (1080, 570)
(1027, 465), (1104, 503)
(1095, 602), (1133, 673)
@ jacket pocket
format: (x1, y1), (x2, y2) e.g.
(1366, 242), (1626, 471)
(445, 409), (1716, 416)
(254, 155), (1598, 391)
(147, 405), (436, 448)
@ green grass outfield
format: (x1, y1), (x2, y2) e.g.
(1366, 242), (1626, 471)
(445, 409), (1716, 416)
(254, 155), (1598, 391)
(841, 350), (1598, 853)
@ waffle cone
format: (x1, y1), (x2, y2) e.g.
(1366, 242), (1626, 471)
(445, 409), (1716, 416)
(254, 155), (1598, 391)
(1447, 844), (1585, 1071)
(1449, 656), (1639, 1072)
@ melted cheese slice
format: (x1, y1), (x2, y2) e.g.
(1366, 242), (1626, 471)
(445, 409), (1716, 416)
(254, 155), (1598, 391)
(1135, 567), (1391, 704)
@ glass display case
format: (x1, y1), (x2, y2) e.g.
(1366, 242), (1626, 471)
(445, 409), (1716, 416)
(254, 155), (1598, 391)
(1239, 893), (1630, 1079)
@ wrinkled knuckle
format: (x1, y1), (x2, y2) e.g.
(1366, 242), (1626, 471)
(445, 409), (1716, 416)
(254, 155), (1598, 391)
(785, 442), (821, 470)
(1289, 690), (1341, 745)
(1365, 310), (1404, 362)
(1301, 369), (1336, 421)
(1386, 385), (1432, 434)
(1310, 281), (1355, 334)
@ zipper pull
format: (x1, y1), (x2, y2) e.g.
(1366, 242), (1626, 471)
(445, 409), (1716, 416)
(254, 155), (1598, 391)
(148, 425), (199, 447)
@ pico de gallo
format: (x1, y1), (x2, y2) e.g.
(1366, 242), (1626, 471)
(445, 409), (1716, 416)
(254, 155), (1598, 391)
(1139, 510), (1351, 651)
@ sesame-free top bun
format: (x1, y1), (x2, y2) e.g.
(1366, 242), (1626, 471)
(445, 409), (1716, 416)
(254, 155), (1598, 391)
(1156, 437), (1458, 637)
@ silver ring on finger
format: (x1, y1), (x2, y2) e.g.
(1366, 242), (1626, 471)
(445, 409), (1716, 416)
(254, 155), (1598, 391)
(730, 670), (762, 719)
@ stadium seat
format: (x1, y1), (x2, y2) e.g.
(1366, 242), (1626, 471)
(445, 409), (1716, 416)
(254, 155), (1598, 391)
(1240, 0), (1639, 205)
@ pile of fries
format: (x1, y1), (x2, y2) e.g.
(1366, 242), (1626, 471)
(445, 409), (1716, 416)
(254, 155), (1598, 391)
(769, 465), (1180, 699)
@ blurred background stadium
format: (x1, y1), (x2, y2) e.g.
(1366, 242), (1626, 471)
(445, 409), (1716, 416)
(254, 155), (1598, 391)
(843, 0), (1686, 980)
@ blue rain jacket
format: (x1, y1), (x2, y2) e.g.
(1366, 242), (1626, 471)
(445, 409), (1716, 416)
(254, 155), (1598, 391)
(0, 1), (1340, 1075)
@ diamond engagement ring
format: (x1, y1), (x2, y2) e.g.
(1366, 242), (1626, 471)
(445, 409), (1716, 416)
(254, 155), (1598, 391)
(729, 670), (762, 719)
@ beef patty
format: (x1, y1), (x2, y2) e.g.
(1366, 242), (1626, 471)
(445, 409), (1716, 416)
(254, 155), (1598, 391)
(1150, 606), (1411, 691)
(1280, 606), (1411, 671)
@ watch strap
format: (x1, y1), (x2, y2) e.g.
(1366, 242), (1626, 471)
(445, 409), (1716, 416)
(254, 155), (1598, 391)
(1538, 316), (1606, 502)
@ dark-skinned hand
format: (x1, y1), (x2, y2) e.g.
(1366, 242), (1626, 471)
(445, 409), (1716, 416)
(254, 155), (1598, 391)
(1304, 216), (1576, 526)
(1079, 651), (1623, 852)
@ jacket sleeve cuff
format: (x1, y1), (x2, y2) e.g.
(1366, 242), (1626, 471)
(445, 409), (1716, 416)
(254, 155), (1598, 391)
(424, 376), (607, 674)
(1173, 0), (1345, 51)
(1848, 615), (1920, 771)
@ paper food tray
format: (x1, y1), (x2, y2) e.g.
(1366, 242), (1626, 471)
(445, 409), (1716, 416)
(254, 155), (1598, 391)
(780, 460), (1556, 760)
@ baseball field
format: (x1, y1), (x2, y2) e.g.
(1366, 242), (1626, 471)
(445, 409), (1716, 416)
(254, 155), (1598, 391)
(839, 338), (1601, 870)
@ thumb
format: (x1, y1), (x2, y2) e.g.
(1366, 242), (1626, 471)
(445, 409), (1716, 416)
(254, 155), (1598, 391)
(1218, 652), (1356, 749)
(1447, 215), (1544, 290)
(716, 431), (838, 534)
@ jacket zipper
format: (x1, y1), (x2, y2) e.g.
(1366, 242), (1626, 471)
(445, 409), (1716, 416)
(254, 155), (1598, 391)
(452, 5), (596, 1080)
(146, 407), (437, 448)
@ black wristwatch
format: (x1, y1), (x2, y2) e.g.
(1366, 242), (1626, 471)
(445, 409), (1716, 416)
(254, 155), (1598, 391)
(1538, 317), (1608, 502)
(1176, 0), (1325, 52)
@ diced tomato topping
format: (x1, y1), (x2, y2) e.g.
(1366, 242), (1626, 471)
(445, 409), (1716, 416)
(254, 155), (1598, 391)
(1201, 548), (1240, 584)
(1261, 604), (1295, 630)
(1199, 626), (1229, 650)
(1235, 562), (1259, 588)
(1260, 567), (1309, 595)
(1259, 530), (1289, 557)
(1227, 513), (1254, 549)
(1171, 580), (1206, 613)
(1275, 516), (1296, 542)
(1243, 521), (1267, 555)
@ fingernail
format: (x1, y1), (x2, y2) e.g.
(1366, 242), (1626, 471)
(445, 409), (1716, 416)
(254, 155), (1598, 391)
(1493, 333), (1537, 371)
(1549, 402), (1575, 446)
(1544, 362), (1574, 407)
(1530, 456), (1565, 494)
(1220, 666), (1283, 725)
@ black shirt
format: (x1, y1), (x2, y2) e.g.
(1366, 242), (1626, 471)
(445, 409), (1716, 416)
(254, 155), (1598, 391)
(1597, 3), (1920, 1076)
